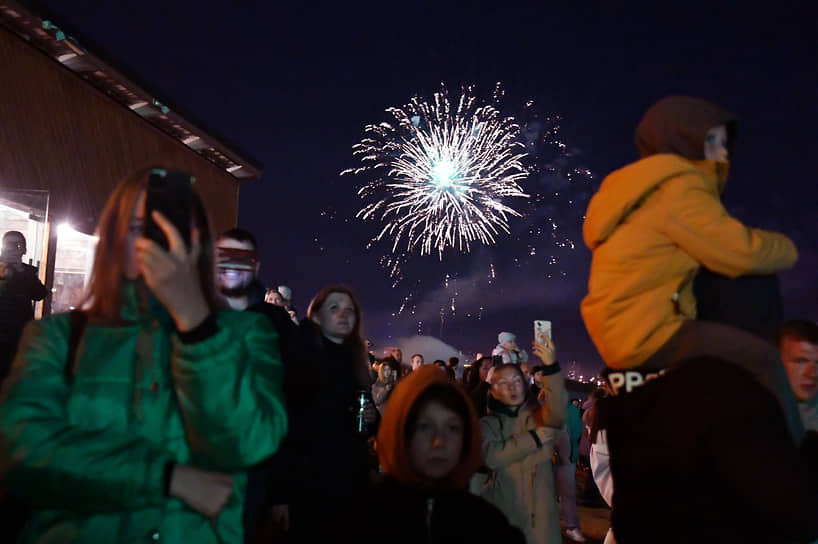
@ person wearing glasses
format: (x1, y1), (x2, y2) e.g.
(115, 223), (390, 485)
(480, 338), (567, 544)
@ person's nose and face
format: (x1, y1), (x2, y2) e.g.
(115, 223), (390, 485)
(704, 124), (729, 162)
(124, 192), (147, 280)
(409, 400), (464, 481)
(311, 292), (356, 342)
(492, 367), (525, 406)
(479, 359), (493, 381)
(781, 336), (818, 402)
(216, 238), (256, 292)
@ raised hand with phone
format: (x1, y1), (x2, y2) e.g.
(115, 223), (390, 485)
(531, 320), (565, 428)
(134, 169), (210, 333)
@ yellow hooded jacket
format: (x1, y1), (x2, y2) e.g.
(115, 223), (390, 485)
(581, 154), (797, 370)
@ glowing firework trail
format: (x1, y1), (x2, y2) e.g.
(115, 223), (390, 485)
(343, 85), (530, 258)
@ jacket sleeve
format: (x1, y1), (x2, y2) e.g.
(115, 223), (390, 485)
(481, 416), (554, 470)
(171, 311), (287, 470)
(662, 175), (798, 277)
(537, 370), (567, 429)
(0, 319), (171, 512)
(21, 266), (48, 301)
(371, 381), (391, 406)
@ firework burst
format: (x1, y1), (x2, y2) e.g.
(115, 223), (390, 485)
(343, 84), (530, 259)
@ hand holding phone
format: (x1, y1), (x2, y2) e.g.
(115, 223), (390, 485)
(144, 169), (194, 250)
(534, 320), (552, 343)
(135, 172), (209, 332)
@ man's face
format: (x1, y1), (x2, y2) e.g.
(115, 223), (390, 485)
(520, 363), (531, 383)
(411, 355), (423, 370)
(781, 336), (818, 402)
(216, 238), (256, 297)
(2, 233), (26, 261)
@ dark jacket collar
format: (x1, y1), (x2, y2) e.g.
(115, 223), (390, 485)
(487, 394), (522, 417)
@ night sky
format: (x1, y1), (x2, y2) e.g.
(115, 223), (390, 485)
(33, 1), (817, 374)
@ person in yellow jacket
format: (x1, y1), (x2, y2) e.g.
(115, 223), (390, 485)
(581, 95), (803, 442)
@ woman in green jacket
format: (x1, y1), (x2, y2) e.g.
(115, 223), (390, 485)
(0, 168), (287, 543)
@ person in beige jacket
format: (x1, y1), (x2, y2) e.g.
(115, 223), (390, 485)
(480, 338), (567, 544)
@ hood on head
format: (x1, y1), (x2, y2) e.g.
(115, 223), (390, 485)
(376, 365), (481, 492)
(635, 95), (736, 160)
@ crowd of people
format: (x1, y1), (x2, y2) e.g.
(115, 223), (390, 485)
(0, 94), (816, 544)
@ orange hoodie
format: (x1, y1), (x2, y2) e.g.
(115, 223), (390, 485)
(581, 96), (798, 370)
(376, 366), (482, 492)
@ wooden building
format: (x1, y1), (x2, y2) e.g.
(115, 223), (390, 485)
(0, 0), (261, 315)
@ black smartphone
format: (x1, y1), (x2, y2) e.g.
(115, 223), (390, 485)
(144, 169), (194, 250)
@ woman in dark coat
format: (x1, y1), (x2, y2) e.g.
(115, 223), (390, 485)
(260, 285), (378, 542)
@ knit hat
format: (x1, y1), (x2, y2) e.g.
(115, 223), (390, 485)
(277, 285), (292, 301)
(498, 331), (516, 345)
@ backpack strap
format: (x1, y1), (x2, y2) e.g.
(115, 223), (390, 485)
(64, 310), (88, 385)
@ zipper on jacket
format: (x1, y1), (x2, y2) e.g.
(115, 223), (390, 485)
(530, 468), (537, 528)
(425, 497), (434, 542)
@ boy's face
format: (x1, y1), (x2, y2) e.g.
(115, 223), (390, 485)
(704, 124), (728, 162)
(409, 400), (464, 481)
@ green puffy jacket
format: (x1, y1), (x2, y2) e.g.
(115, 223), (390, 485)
(0, 289), (287, 544)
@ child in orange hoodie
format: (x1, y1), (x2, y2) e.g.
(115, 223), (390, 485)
(580, 95), (818, 543)
(356, 366), (524, 544)
(581, 95), (803, 442)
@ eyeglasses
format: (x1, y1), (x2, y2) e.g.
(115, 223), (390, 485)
(494, 377), (524, 389)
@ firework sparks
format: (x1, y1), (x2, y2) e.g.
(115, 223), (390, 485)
(343, 84), (530, 259)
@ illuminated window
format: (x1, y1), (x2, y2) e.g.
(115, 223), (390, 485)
(51, 224), (97, 314)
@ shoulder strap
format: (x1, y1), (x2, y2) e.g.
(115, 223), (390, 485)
(64, 310), (88, 385)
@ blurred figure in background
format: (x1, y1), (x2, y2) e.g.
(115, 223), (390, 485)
(0, 231), (47, 384)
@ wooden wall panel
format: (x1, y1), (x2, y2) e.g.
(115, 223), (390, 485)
(0, 26), (243, 235)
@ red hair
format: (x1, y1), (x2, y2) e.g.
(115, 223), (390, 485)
(82, 168), (220, 321)
(307, 285), (370, 388)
